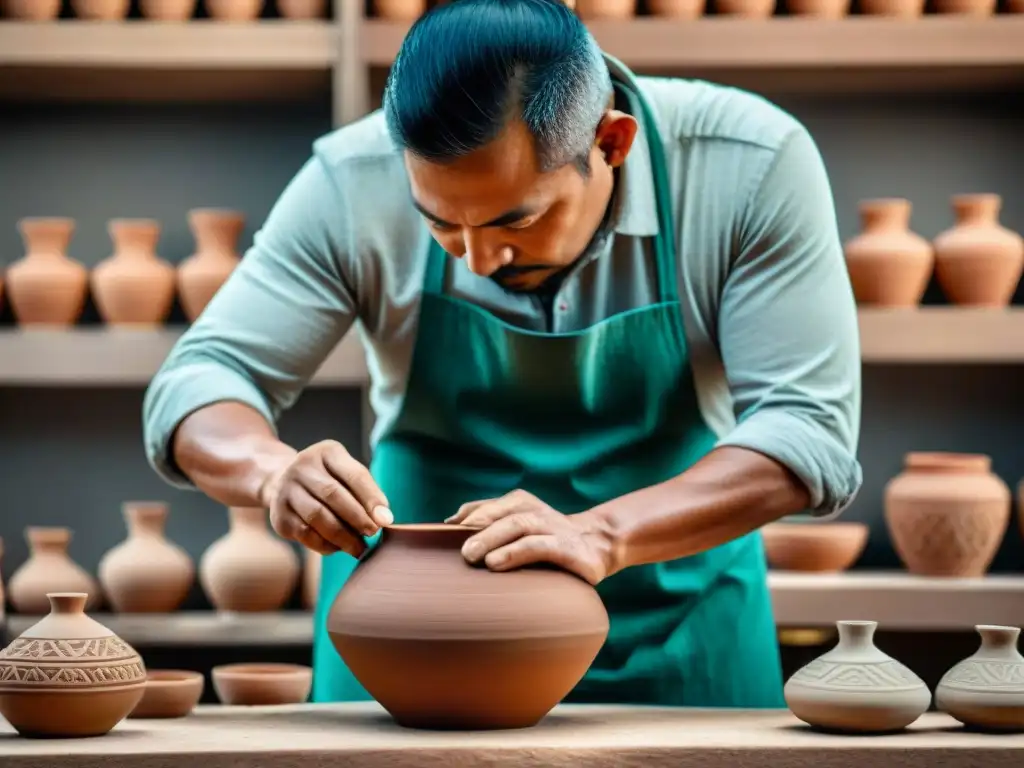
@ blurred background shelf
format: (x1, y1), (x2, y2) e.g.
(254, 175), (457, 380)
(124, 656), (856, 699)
(858, 307), (1024, 363)
(0, 21), (336, 103)
(361, 17), (1024, 95)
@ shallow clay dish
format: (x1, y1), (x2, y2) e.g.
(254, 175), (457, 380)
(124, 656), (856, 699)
(129, 670), (205, 719)
(761, 522), (868, 572)
(211, 663), (312, 706)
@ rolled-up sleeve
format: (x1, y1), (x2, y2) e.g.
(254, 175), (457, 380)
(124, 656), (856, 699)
(715, 126), (862, 519)
(143, 153), (359, 488)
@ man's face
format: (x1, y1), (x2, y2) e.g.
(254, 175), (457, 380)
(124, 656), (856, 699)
(405, 113), (635, 292)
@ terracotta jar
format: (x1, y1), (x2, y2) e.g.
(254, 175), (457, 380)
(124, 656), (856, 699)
(204, 0), (262, 18)
(715, 0), (775, 16)
(761, 522), (868, 573)
(1008, 0), (1023, 11)
(92, 219), (177, 327)
(933, 0), (995, 12)
(933, 194), (1024, 307)
(843, 198), (934, 306)
(7, 527), (101, 614)
(199, 507), (299, 612)
(646, 0), (706, 16)
(936, 625), (1024, 731)
(1, 0), (61, 17)
(859, 0), (924, 13)
(139, 0), (197, 17)
(6, 218), (88, 327)
(885, 452), (1010, 578)
(785, 620), (930, 733)
(98, 502), (195, 614)
(0, 592), (146, 738)
(328, 523), (610, 730)
(574, 0), (636, 17)
(371, 0), (425, 19)
(785, 0), (850, 16)
(177, 208), (245, 322)
(277, 0), (325, 16)
(70, 0), (130, 17)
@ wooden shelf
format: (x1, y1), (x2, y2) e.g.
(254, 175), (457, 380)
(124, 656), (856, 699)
(0, 328), (368, 386)
(858, 307), (1024, 364)
(361, 17), (1024, 93)
(0, 21), (336, 102)
(6, 572), (1019, 644)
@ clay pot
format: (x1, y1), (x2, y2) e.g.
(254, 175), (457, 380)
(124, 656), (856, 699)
(302, 549), (321, 611)
(98, 502), (195, 614)
(646, 0), (706, 16)
(784, 620), (931, 733)
(574, 0), (636, 16)
(933, 0), (995, 12)
(371, 0), (425, 19)
(1, 0), (61, 18)
(204, 0), (261, 18)
(178, 208), (245, 322)
(936, 625), (1024, 732)
(933, 194), (1024, 307)
(761, 522), (868, 573)
(1007, 0), (1024, 11)
(0, 592), (146, 738)
(70, 0), (129, 17)
(199, 507), (300, 612)
(91, 219), (176, 327)
(8, 528), (101, 614)
(211, 663), (312, 705)
(328, 523), (610, 730)
(129, 670), (204, 719)
(7, 218), (88, 327)
(277, 0), (324, 16)
(844, 198), (934, 307)
(859, 0), (924, 14)
(885, 452), (1010, 578)
(785, 0), (849, 16)
(715, 0), (775, 15)
(140, 0), (196, 17)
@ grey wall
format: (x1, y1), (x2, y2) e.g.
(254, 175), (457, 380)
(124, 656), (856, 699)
(0, 89), (1022, 608)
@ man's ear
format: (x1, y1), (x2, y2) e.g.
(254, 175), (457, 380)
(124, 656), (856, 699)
(594, 110), (638, 168)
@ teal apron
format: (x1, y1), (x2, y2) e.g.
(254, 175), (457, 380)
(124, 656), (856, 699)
(312, 71), (784, 709)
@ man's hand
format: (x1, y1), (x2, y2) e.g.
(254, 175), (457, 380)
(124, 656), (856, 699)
(444, 489), (616, 586)
(261, 440), (393, 557)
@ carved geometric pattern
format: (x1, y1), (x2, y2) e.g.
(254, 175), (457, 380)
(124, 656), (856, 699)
(942, 661), (1024, 692)
(791, 659), (922, 691)
(0, 637), (145, 689)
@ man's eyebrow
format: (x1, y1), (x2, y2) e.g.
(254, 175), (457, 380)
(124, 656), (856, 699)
(412, 198), (536, 228)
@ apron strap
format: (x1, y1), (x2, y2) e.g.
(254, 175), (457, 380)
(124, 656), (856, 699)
(423, 238), (448, 297)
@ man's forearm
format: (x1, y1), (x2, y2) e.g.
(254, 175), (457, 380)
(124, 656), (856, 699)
(172, 401), (298, 508)
(585, 446), (810, 576)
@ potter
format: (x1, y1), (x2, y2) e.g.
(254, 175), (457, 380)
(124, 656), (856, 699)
(143, 0), (861, 710)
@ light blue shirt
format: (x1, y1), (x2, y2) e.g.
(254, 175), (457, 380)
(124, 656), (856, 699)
(143, 57), (863, 518)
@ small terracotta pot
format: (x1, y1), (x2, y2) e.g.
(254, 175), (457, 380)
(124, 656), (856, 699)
(933, 0), (995, 12)
(933, 194), (1024, 307)
(646, 0), (706, 14)
(92, 219), (177, 327)
(575, 0), (636, 16)
(716, 0), (775, 15)
(761, 522), (868, 573)
(371, 0), (424, 19)
(7, 218), (88, 327)
(177, 208), (245, 322)
(140, 0), (196, 18)
(859, 0), (924, 14)
(7, 527), (101, 614)
(785, 0), (849, 15)
(70, 0), (129, 17)
(277, 0), (324, 16)
(212, 663), (312, 706)
(130, 670), (205, 719)
(1, 0), (61, 18)
(1007, 0), (1024, 11)
(204, 0), (261, 19)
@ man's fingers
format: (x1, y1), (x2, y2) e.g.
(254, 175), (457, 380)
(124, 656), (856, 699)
(484, 534), (562, 571)
(286, 482), (365, 552)
(461, 512), (542, 563)
(321, 443), (393, 526)
(295, 463), (378, 537)
(272, 506), (347, 556)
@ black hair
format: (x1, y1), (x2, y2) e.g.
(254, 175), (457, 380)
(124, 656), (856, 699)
(382, 0), (613, 176)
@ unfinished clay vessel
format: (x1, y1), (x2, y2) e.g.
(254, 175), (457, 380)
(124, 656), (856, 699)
(933, 0), (995, 12)
(98, 502), (195, 613)
(933, 194), (1024, 307)
(885, 452), (1010, 578)
(129, 670), (204, 719)
(211, 663), (312, 705)
(177, 208), (245, 322)
(1, 0), (61, 18)
(199, 507), (299, 612)
(371, 0), (425, 18)
(844, 198), (934, 306)
(204, 0), (261, 17)
(139, 0), (196, 16)
(573, 0), (636, 16)
(646, 0), (705, 16)
(785, 620), (930, 733)
(785, 0), (849, 15)
(92, 219), (176, 327)
(0, 593), (146, 738)
(277, 0), (325, 16)
(7, 218), (88, 327)
(328, 523), (610, 730)
(936, 625), (1024, 732)
(859, 0), (924, 13)
(762, 522), (868, 573)
(715, 0), (774, 13)
(8, 528), (101, 614)
(70, 0), (130, 17)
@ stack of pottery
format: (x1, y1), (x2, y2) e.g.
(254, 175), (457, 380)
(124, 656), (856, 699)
(7, 527), (101, 614)
(884, 452), (1010, 577)
(0, 592), (146, 738)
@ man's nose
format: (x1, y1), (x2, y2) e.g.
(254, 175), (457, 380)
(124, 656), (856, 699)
(462, 230), (509, 277)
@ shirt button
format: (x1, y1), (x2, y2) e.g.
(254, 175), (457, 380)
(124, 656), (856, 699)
(558, 303), (568, 312)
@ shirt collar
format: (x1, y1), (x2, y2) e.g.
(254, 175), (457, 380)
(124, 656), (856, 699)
(603, 53), (660, 238)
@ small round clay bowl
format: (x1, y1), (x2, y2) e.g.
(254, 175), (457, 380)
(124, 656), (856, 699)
(211, 663), (312, 706)
(129, 670), (205, 719)
(761, 522), (869, 572)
